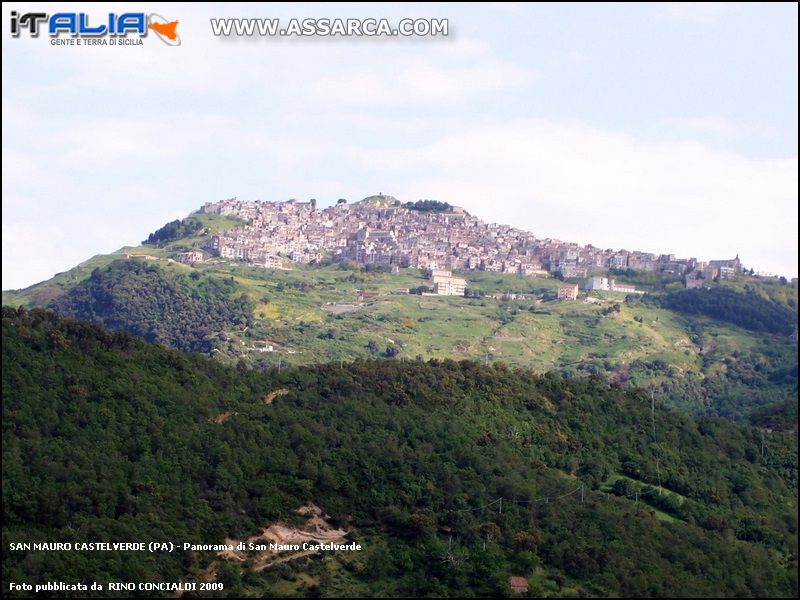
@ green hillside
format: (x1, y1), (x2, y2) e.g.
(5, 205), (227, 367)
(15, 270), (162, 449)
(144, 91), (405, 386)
(2, 214), (796, 421)
(2, 308), (797, 597)
(0, 212), (243, 309)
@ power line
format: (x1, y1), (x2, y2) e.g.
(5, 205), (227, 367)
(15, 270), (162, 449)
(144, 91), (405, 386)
(453, 498), (501, 513)
(452, 485), (583, 513)
(449, 389), (675, 517)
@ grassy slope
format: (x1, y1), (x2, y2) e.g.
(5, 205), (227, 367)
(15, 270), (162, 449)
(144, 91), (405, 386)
(193, 261), (793, 398)
(1, 212), (241, 308)
(3, 214), (795, 415)
(4, 250), (792, 372)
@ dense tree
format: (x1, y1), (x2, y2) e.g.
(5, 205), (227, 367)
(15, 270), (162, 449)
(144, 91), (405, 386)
(403, 200), (453, 213)
(2, 308), (797, 598)
(645, 287), (797, 335)
(47, 260), (253, 353)
(142, 218), (203, 246)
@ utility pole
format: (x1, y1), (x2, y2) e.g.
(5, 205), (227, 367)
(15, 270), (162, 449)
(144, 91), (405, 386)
(650, 388), (656, 440)
(652, 388), (662, 494)
(580, 484), (584, 503)
(499, 497), (502, 515)
(656, 458), (662, 495)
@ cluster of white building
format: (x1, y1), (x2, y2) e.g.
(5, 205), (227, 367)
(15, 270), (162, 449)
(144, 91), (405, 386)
(196, 197), (743, 284)
(584, 277), (643, 294)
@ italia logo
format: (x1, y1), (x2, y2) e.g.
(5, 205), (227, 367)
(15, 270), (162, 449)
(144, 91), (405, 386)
(148, 13), (181, 45)
(9, 11), (180, 45)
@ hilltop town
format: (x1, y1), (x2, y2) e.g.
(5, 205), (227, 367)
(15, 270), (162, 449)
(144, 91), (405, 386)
(196, 194), (743, 290)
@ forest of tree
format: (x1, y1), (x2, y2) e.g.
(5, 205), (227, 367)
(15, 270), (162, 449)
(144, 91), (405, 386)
(403, 200), (453, 213)
(142, 218), (203, 246)
(3, 308), (797, 597)
(625, 347), (798, 422)
(748, 399), (798, 432)
(47, 260), (252, 353)
(646, 287), (797, 335)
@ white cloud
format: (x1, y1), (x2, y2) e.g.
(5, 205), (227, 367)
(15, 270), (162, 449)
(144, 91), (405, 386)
(663, 116), (778, 144)
(1, 150), (43, 187)
(1, 2), (796, 289)
(4, 113), (797, 286)
(52, 114), (237, 164)
(348, 119), (798, 275)
(670, 115), (741, 135)
(660, 2), (739, 23)
(314, 58), (534, 105)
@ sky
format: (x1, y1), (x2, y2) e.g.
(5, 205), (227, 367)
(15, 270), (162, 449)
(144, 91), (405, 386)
(2, 2), (798, 290)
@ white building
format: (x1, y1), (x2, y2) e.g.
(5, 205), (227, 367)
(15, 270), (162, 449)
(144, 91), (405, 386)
(585, 276), (611, 291)
(585, 277), (640, 294)
(432, 275), (467, 296)
(176, 250), (204, 265)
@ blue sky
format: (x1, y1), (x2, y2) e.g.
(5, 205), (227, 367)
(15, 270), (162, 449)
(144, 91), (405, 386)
(2, 2), (797, 289)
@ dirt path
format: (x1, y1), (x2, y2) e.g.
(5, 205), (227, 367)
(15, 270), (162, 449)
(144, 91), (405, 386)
(217, 504), (349, 571)
(256, 548), (318, 570)
(262, 388), (289, 404)
(209, 412), (237, 424)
